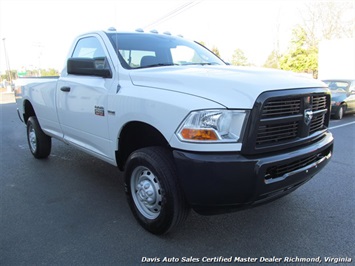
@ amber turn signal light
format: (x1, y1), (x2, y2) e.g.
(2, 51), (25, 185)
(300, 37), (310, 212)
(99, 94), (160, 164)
(180, 128), (219, 141)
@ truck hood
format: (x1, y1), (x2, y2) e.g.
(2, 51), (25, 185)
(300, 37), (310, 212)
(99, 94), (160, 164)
(129, 65), (326, 109)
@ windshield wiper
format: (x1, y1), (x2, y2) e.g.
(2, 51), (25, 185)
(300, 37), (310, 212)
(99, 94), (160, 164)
(139, 63), (178, 69)
(138, 62), (220, 69)
(182, 62), (221, 66)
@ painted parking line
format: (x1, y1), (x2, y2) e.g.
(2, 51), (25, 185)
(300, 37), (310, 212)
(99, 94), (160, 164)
(329, 121), (355, 130)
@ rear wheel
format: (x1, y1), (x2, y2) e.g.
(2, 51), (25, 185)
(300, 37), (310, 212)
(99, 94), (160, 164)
(124, 147), (189, 234)
(26, 116), (51, 159)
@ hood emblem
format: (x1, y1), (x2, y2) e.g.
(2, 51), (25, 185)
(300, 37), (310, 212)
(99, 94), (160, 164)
(304, 109), (313, 125)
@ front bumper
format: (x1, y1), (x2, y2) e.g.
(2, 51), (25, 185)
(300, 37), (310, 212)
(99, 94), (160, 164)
(173, 132), (333, 215)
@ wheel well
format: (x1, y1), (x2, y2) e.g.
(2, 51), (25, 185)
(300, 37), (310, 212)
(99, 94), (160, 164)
(23, 100), (36, 123)
(116, 122), (170, 171)
(341, 103), (347, 111)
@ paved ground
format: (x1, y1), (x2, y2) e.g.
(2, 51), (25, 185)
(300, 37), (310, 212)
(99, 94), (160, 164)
(1, 93), (354, 265)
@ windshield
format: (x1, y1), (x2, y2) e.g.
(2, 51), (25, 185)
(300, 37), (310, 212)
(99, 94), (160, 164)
(107, 32), (225, 69)
(323, 80), (350, 92)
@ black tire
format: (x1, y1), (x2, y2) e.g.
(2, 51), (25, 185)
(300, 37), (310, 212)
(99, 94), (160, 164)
(26, 116), (51, 159)
(124, 147), (189, 235)
(334, 105), (344, 120)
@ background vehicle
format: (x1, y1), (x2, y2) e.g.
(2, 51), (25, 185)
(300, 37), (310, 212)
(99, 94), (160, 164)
(323, 79), (355, 119)
(16, 28), (333, 234)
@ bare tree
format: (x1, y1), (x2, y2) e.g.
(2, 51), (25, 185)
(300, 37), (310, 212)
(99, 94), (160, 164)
(299, 1), (354, 47)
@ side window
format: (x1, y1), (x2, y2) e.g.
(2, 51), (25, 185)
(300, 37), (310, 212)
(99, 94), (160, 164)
(70, 36), (111, 74)
(72, 37), (106, 59)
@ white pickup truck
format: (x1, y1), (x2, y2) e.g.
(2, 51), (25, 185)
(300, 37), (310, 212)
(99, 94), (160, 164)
(16, 28), (334, 234)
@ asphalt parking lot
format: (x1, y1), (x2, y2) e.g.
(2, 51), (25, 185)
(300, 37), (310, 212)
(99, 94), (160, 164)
(1, 92), (354, 265)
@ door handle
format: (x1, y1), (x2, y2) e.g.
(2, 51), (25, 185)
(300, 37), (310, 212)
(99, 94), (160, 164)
(60, 86), (71, 92)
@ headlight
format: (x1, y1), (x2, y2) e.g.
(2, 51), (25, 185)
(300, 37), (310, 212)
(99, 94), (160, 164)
(176, 110), (249, 143)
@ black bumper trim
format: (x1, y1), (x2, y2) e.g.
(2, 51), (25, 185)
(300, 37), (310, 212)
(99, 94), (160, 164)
(173, 132), (333, 215)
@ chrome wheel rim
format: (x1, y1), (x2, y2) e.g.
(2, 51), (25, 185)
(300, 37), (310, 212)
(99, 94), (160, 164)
(28, 124), (37, 153)
(131, 166), (162, 219)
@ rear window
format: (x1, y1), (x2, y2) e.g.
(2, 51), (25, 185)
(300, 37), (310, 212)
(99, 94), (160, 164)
(323, 81), (350, 92)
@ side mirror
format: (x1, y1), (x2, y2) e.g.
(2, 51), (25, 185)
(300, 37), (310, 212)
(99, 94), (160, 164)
(67, 57), (112, 78)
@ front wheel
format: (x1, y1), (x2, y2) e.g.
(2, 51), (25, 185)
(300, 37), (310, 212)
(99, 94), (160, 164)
(26, 116), (51, 159)
(124, 147), (189, 235)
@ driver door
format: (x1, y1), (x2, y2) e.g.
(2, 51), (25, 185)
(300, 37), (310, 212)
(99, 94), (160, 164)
(57, 35), (112, 159)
